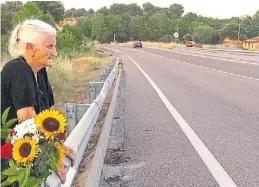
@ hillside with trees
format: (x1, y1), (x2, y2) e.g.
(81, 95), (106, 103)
(64, 2), (259, 44)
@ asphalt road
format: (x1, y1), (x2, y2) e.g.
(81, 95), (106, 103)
(101, 46), (259, 187)
(173, 46), (259, 63)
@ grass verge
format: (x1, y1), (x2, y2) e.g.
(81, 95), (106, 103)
(116, 41), (178, 49)
(48, 50), (114, 113)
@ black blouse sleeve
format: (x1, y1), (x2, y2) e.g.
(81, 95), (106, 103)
(10, 71), (35, 111)
(47, 80), (55, 107)
(41, 68), (55, 107)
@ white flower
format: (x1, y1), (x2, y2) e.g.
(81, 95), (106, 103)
(11, 118), (40, 144)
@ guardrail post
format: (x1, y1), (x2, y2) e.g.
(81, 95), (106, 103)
(108, 63), (114, 69)
(105, 67), (112, 74)
(100, 72), (109, 82)
(76, 104), (91, 122)
(65, 103), (91, 135)
(88, 82), (104, 103)
(65, 103), (77, 136)
(100, 60), (116, 82)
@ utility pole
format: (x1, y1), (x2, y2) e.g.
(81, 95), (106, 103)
(177, 26), (179, 43)
(114, 32), (116, 43)
(237, 18), (241, 41)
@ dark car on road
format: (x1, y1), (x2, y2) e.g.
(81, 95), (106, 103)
(133, 41), (142, 48)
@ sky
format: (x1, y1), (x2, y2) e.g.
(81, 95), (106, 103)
(2, 0), (258, 19)
(62, 0), (259, 19)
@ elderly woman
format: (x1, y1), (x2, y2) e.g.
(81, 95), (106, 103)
(1, 19), (74, 184)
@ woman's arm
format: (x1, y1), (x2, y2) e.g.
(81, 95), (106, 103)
(16, 106), (36, 122)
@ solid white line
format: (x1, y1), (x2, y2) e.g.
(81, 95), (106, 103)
(137, 49), (259, 81)
(116, 49), (238, 187)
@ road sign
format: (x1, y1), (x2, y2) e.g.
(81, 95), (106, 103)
(174, 32), (179, 38)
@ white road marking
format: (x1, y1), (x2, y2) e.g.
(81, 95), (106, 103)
(118, 50), (238, 187)
(137, 49), (259, 81)
(143, 47), (259, 66)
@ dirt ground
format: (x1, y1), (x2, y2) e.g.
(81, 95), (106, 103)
(52, 48), (115, 113)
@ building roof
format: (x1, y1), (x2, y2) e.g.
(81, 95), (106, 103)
(244, 36), (259, 43)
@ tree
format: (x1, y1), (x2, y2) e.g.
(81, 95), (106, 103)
(73, 8), (87, 17)
(126, 3), (142, 16)
(240, 15), (256, 38)
(91, 13), (109, 43)
(142, 2), (156, 17)
(104, 15), (127, 42)
(193, 25), (218, 44)
(183, 12), (199, 22)
(182, 34), (193, 42)
(12, 2), (55, 26)
(109, 3), (128, 15)
(56, 28), (76, 54)
(129, 16), (149, 41)
(96, 6), (109, 16)
(1, 2), (22, 36)
(219, 23), (246, 40)
(64, 8), (76, 18)
(149, 13), (171, 41)
(168, 4), (184, 18)
(33, 1), (65, 22)
(249, 11), (259, 37)
(86, 9), (95, 17)
(76, 17), (92, 38)
(63, 25), (83, 45)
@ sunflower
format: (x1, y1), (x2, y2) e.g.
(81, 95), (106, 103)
(34, 110), (66, 140)
(12, 136), (38, 164)
(55, 141), (65, 167)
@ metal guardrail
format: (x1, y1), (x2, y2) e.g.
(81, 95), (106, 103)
(45, 56), (120, 187)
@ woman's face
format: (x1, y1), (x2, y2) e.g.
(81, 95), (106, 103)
(34, 34), (57, 67)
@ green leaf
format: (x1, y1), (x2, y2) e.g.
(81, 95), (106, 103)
(9, 159), (15, 168)
(7, 175), (17, 183)
(50, 152), (58, 172)
(19, 167), (30, 187)
(1, 179), (12, 187)
(17, 169), (25, 186)
(2, 107), (11, 125)
(39, 164), (50, 179)
(0, 128), (12, 139)
(1, 173), (7, 180)
(4, 118), (17, 129)
(24, 177), (42, 187)
(3, 167), (19, 176)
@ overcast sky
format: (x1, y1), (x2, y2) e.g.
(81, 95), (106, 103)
(62, 0), (259, 19)
(4, 0), (258, 19)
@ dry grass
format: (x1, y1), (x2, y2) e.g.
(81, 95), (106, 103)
(117, 41), (180, 49)
(48, 54), (114, 112)
(116, 41), (229, 50)
(143, 41), (176, 49)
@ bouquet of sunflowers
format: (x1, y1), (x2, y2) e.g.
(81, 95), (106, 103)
(1, 107), (67, 187)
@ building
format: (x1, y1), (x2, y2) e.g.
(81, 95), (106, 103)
(243, 37), (259, 51)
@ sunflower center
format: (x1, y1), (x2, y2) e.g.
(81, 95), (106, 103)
(43, 118), (60, 132)
(19, 143), (32, 157)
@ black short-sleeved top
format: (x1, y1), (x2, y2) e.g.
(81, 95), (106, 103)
(1, 56), (55, 130)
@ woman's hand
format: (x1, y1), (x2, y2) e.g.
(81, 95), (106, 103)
(64, 144), (75, 167)
(57, 162), (66, 184)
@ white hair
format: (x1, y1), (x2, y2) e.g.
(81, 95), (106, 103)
(9, 19), (57, 57)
